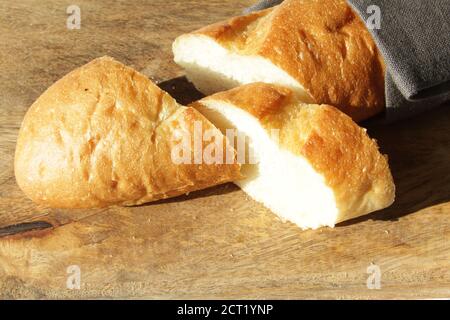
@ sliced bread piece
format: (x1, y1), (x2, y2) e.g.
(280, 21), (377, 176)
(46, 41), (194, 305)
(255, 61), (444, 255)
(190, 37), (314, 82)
(14, 57), (241, 208)
(191, 83), (395, 229)
(174, 0), (386, 122)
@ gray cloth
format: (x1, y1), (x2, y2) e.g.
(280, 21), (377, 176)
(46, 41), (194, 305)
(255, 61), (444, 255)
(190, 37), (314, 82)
(243, 0), (283, 13)
(245, 0), (450, 122)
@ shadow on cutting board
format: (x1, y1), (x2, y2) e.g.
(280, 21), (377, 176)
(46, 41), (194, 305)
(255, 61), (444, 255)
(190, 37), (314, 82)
(132, 183), (240, 207)
(159, 76), (450, 225)
(340, 102), (450, 226)
(158, 76), (205, 106)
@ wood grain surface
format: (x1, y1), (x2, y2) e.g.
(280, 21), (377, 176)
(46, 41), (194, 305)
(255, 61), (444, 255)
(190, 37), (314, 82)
(0, 0), (449, 299)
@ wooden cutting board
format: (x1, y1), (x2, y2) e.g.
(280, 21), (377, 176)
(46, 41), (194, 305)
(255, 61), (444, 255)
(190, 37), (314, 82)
(0, 0), (449, 299)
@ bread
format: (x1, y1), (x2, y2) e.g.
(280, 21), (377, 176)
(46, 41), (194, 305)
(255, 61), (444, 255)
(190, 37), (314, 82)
(14, 56), (241, 208)
(173, 0), (386, 122)
(191, 83), (395, 229)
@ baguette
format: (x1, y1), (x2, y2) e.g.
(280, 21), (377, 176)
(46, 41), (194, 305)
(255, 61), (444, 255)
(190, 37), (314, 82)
(191, 83), (395, 229)
(14, 57), (241, 208)
(174, 0), (386, 122)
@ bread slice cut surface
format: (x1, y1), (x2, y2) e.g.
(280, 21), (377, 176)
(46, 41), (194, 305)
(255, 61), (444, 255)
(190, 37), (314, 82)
(174, 0), (386, 122)
(192, 83), (395, 229)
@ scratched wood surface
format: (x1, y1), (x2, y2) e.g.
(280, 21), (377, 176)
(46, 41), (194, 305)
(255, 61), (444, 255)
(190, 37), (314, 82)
(0, 0), (449, 299)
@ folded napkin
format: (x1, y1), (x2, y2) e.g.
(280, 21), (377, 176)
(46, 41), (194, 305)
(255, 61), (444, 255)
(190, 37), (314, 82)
(245, 0), (450, 122)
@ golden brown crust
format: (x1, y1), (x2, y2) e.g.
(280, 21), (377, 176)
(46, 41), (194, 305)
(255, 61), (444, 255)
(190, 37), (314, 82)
(14, 57), (241, 208)
(200, 82), (293, 120)
(185, 0), (386, 122)
(198, 83), (395, 220)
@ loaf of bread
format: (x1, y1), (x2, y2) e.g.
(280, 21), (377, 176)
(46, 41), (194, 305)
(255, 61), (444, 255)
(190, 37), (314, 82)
(174, 0), (386, 122)
(191, 83), (395, 229)
(14, 56), (241, 208)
